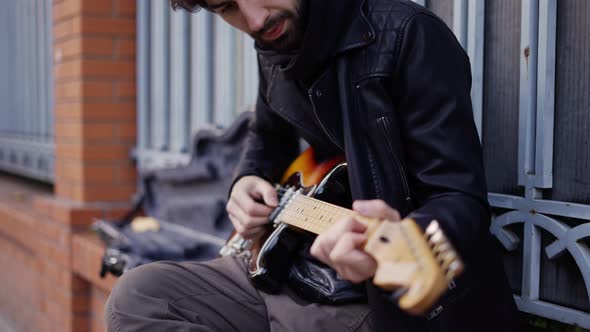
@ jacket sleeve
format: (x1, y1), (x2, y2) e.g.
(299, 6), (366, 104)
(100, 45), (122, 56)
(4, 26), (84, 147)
(394, 13), (490, 257)
(231, 58), (300, 189)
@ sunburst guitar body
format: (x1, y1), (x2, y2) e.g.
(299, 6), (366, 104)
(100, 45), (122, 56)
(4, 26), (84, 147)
(220, 148), (464, 315)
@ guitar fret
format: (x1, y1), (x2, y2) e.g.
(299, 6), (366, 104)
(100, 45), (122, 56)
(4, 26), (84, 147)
(276, 194), (361, 235)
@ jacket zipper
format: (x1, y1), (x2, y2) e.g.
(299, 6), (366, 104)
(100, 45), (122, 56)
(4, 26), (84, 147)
(377, 116), (412, 204)
(308, 90), (344, 151)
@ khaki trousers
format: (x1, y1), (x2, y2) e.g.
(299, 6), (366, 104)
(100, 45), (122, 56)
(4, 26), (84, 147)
(105, 256), (374, 332)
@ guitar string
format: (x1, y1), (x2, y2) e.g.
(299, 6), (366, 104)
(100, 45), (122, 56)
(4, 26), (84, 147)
(275, 187), (382, 235)
(277, 193), (358, 234)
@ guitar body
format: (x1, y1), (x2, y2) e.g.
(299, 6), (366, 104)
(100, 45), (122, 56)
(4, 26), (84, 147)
(248, 149), (351, 293)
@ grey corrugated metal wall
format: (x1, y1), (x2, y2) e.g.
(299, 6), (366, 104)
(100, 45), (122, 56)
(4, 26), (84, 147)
(135, 2), (258, 170)
(0, 0), (54, 182)
(482, 1), (522, 196)
(136, 0), (590, 327)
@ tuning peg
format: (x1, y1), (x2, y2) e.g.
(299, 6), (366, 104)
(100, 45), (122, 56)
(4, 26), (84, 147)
(424, 219), (465, 280)
(428, 229), (445, 246)
(432, 242), (451, 255)
(425, 220), (440, 236)
(438, 251), (458, 268)
(433, 242), (453, 261)
(447, 260), (464, 276)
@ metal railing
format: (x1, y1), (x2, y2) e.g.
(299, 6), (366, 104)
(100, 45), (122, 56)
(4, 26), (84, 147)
(0, 0), (54, 182)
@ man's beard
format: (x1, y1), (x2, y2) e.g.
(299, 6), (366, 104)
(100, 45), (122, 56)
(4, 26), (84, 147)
(250, 0), (308, 52)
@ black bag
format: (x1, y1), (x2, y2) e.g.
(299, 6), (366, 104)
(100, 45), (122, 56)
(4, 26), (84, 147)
(288, 241), (367, 304)
(96, 112), (253, 277)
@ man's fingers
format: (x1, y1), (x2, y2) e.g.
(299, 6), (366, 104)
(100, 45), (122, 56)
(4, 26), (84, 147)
(328, 232), (367, 263)
(247, 179), (278, 208)
(331, 216), (368, 234)
(260, 184), (279, 207)
(228, 210), (267, 239)
(329, 232), (377, 283)
(310, 232), (336, 265)
(230, 192), (274, 217)
(227, 200), (269, 239)
(227, 201), (269, 226)
(227, 176), (278, 239)
(353, 199), (401, 221)
(309, 223), (346, 264)
(310, 217), (367, 264)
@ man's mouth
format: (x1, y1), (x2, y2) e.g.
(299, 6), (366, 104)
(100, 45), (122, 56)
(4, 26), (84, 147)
(261, 19), (286, 42)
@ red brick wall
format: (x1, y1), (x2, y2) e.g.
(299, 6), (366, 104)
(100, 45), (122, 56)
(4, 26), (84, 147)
(0, 1), (137, 331)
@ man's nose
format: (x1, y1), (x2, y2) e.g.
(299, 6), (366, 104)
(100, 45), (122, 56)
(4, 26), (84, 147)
(241, 3), (268, 33)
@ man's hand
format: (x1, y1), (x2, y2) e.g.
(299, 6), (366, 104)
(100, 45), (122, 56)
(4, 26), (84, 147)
(310, 199), (401, 283)
(227, 176), (278, 239)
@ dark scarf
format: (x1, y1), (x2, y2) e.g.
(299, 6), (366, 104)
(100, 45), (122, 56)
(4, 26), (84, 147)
(256, 0), (359, 84)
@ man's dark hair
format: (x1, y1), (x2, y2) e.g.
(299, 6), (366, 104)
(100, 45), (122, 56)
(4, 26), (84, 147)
(170, 0), (210, 12)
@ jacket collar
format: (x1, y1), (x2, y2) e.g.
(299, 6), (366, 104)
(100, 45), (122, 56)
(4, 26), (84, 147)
(335, 0), (375, 54)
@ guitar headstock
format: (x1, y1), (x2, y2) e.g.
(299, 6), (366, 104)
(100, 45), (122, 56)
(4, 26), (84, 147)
(363, 218), (464, 315)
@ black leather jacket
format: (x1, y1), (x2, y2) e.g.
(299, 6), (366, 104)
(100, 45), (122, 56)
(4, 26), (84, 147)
(234, 1), (519, 331)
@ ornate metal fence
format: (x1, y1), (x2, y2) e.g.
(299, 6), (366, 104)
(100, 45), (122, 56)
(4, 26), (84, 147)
(430, 0), (590, 327)
(0, 0), (54, 182)
(136, 0), (590, 327)
(485, 0), (590, 327)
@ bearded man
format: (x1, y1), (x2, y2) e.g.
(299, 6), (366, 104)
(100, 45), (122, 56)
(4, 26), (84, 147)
(105, 1), (519, 331)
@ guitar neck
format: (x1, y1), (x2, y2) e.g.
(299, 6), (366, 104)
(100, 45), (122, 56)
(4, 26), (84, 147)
(275, 194), (377, 235)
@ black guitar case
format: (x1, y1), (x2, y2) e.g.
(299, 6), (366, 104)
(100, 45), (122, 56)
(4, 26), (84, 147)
(95, 111), (252, 277)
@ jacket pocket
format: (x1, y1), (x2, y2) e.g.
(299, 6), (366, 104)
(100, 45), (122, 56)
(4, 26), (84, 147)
(376, 116), (412, 207)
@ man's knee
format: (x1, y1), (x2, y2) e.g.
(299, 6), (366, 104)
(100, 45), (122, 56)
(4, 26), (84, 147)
(105, 262), (172, 329)
(108, 262), (164, 305)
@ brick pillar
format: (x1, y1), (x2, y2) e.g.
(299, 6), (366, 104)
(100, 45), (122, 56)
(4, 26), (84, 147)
(53, 0), (137, 202)
(30, 1), (137, 331)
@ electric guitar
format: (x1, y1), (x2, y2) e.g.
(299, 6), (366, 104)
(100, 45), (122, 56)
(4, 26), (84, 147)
(220, 147), (464, 315)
